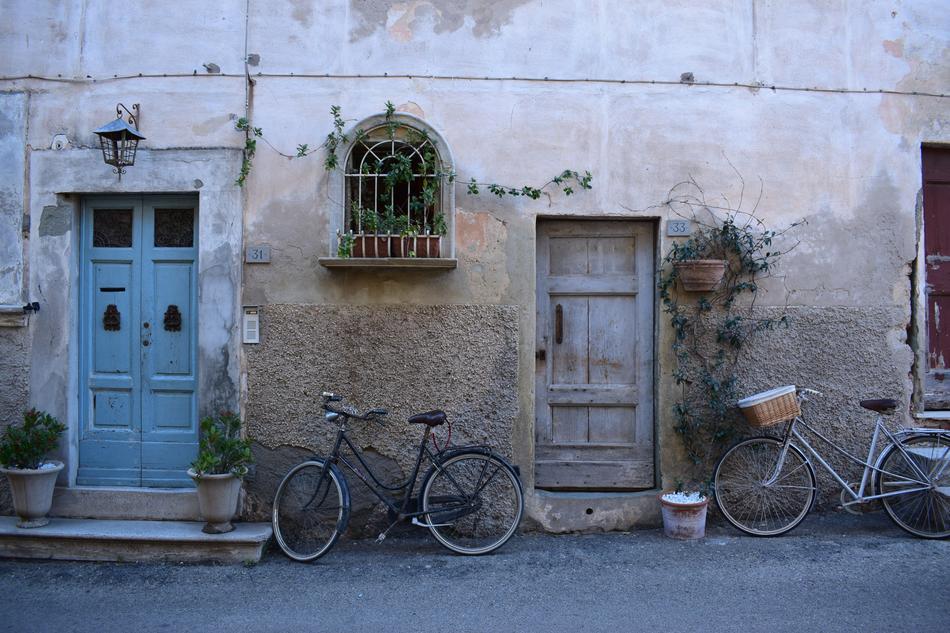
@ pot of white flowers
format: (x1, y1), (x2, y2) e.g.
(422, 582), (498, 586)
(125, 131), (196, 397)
(0, 409), (66, 528)
(187, 411), (254, 534)
(658, 490), (709, 540)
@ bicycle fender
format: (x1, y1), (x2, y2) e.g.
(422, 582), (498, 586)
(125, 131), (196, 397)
(302, 459), (352, 535)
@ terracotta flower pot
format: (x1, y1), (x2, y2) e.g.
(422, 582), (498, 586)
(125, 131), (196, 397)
(352, 235), (390, 258)
(391, 235), (413, 257)
(415, 235), (441, 258)
(674, 259), (727, 292)
(1, 461), (64, 528)
(188, 469), (242, 534)
(658, 492), (708, 540)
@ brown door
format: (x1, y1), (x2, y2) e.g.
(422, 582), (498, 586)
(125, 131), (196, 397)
(923, 147), (950, 408)
(534, 220), (655, 489)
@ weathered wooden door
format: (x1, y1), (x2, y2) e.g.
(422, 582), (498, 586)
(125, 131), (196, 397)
(79, 195), (199, 487)
(535, 220), (655, 489)
(923, 147), (950, 408)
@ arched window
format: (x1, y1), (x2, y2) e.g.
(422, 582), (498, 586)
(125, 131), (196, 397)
(330, 112), (455, 261)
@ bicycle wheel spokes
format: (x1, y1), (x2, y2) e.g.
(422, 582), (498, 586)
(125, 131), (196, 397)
(273, 461), (348, 561)
(878, 435), (950, 539)
(422, 453), (523, 555)
(714, 437), (816, 536)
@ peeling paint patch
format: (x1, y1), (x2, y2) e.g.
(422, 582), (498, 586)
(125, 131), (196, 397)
(457, 210), (505, 256)
(349, 0), (532, 42)
(38, 204), (71, 237)
(290, 0), (314, 28)
(882, 39), (904, 58)
(396, 101), (425, 118)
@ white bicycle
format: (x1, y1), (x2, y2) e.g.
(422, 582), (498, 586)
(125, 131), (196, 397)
(714, 387), (950, 538)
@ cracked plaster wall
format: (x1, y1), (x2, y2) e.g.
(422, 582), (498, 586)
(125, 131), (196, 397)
(1, 1), (947, 528)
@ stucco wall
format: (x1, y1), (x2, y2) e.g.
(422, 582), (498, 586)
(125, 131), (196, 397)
(243, 304), (519, 528)
(1, 0), (948, 528)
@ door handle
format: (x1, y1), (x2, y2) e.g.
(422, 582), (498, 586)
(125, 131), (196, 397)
(555, 304), (563, 344)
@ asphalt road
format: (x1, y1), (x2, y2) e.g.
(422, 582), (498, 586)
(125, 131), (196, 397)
(1, 511), (947, 633)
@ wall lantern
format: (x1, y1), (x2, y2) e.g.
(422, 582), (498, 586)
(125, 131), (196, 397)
(93, 103), (145, 178)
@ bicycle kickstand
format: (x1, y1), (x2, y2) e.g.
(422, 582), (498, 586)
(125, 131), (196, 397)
(375, 519), (400, 544)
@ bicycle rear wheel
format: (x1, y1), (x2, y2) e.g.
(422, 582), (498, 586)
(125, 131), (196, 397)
(421, 451), (523, 555)
(714, 437), (816, 536)
(272, 460), (350, 561)
(876, 434), (950, 539)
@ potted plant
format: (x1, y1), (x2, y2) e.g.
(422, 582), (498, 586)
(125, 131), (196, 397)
(188, 411), (254, 534)
(351, 207), (389, 258)
(390, 214), (414, 257)
(657, 178), (804, 539)
(414, 213), (445, 258)
(0, 409), (66, 528)
(658, 487), (709, 540)
(666, 226), (728, 292)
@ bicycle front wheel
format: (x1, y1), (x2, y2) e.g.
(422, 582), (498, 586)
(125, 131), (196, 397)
(421, 451), (524, 555)
(714, 437), (816, 536)
(272, 460), (350, 561)
(877, 434), (950, 539)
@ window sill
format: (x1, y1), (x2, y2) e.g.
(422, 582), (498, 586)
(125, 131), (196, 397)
(318, 257), (458, 270)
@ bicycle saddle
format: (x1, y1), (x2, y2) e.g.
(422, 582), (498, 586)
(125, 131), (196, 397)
(408, 410), (447, 426)
(859, 399), (899, 414)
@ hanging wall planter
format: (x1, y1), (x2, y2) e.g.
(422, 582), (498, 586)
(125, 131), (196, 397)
(673, 259), (727, 292)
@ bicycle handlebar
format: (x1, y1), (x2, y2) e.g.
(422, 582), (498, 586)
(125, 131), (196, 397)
(321, 392), (387, 423)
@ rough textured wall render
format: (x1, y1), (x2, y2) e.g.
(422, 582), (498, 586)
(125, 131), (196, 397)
(243, 304), (519, 530)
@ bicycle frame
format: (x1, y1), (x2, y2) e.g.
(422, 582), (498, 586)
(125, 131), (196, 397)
(768, 404), (946, 507)
(315, 417), (496, 526)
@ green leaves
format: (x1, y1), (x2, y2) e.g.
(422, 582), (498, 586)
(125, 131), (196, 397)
(190, 411), (254, 477)
(235, 118), (263, 187)
(464, 170), (593, 201)
(657, 185), (802, 483)
(0, 409), (66, 470)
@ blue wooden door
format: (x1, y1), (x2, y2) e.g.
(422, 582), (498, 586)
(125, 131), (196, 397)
(78, 196), (199, 487)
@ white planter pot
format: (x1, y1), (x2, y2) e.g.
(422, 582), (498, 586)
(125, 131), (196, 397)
(658, 493), (709, 540)
(1, 461), (64, 528)
(188, 469), (242, 534)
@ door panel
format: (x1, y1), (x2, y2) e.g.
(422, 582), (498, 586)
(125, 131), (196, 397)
(923, 147), (950, 408)
(535, 220), (655, 490)
(79, 195), (198, 487)
(141, 198), (199, 486)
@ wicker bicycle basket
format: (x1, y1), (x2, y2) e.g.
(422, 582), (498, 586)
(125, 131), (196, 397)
(737, 386), (800, 427)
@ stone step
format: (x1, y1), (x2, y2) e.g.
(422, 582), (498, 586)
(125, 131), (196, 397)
(0, 517), (272, 564)
(51, 486), (201, 521)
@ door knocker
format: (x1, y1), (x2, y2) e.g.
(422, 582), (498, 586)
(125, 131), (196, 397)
(163, 305), (182, 331)
(103, 304), (121, 331)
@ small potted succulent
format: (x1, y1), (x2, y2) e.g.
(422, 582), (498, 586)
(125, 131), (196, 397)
(0, 409), (66, 528)
(188, 411), (254, 534)
(658, 483), (709, 540)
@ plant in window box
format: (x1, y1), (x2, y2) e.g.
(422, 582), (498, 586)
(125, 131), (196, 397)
(187, 411), (254, 534)
(351, 207), (389, 258)
(416, 213), (446, 257)
(392, 218), (417, 258)
(0, 409), (66, 528)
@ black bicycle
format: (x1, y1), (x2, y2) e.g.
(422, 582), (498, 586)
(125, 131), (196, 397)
(272, 392), (524, 561)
